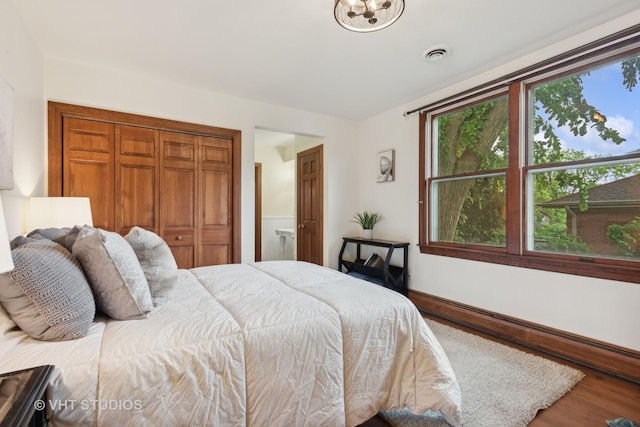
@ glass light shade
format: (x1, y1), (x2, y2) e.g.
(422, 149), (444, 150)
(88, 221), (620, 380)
(27, 197), (94, 231)
(0, 196), (14, 274)
(334, 0), (405, 32)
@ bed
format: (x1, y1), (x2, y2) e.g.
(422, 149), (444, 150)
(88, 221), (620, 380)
(0, 226), (461, 427)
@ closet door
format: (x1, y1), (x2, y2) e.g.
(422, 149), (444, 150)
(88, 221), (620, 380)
(115, 125), (159, 235)
(160, 131), (198, 269)
(200, 136), (234, 265)
(62, 117), (114, 230)
(49, 102), (242, 265)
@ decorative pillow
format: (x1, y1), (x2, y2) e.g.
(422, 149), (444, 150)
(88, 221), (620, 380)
(65, 224), (96, 252)
(124, 226), (178, 306)
(10, 235), (41, 250)
(27, 227), (71, 246)
(0, 239), (95, 341)
(73, 228), (153, 320)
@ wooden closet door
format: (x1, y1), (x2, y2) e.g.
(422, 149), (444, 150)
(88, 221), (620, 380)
(200, 136), (234, 266)
(62, 117), (114, 230)
(49, 102), (242, 265)
(115, 125), (159, 235)
(160, 131), (198, 269)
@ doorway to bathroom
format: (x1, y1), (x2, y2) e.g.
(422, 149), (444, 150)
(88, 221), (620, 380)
(254, 128), (323, 264)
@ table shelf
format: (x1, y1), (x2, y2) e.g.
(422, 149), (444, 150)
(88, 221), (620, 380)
(338, 237), (409, 295)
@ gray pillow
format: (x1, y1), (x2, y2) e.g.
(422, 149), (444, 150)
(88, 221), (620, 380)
(0, 239), (95, 341)
(73, 228), (153, 320)
(124, 226), (178, 306)
(10, 235), (41, 249)
(27, 227), (71, 246)
(65, 224), (96, 251)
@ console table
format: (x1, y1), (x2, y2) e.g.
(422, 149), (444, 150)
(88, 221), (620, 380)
(338, 237), (409, 295)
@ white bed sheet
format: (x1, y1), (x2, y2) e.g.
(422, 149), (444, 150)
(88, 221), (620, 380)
(0, 261), (461, 427)
(243, 261), (461, 426)
(0, 304), (104, 426)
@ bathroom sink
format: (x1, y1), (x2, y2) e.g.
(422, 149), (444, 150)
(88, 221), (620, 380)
(275, 228), (295, 239)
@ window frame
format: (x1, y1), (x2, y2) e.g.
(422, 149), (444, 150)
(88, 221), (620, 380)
(426, 88), (511, 251)
(418, 28), (640, 285)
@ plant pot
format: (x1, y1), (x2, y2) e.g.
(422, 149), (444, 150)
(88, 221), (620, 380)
(362, 229), (373, 240)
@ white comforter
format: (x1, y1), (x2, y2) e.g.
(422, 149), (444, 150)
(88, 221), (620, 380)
(0, 261), (461, 426)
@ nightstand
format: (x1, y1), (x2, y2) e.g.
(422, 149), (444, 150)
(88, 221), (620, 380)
(0, 365), (54, 427)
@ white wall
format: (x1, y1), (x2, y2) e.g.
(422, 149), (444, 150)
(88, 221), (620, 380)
(0, 0), (45, 235)
(255, 144), (295, 216)
(43, 59), (359, 265)
(357, 12), (640, 351)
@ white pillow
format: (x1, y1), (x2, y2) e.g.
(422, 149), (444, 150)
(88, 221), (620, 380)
(73, 228), (153, 320)
(124, 226), (178, 306)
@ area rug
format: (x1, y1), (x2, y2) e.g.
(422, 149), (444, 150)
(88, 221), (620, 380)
(380, 319), (585, 427)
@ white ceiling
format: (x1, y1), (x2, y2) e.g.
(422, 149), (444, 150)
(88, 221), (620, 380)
(11, 0), (640, 120)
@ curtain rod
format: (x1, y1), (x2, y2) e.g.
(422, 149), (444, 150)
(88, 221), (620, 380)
(403, 24), (640, 117)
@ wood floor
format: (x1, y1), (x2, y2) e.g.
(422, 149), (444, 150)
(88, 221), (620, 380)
(360, 314), (640, 427)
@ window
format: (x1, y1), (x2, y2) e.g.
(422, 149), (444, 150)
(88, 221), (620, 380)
(430, 94), (509, 248)
(419, 28), (640, 283)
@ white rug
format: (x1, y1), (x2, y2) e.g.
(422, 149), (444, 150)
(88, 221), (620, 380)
(380, 319), (585, 427)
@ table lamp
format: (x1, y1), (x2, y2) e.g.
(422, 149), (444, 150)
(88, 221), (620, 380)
(0, 195), (14, 274)
(26, 197), (93, 231)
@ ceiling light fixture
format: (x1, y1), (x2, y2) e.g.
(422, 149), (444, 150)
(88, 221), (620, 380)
(334, 0), (405, 33)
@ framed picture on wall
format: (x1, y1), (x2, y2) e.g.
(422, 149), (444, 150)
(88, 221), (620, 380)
(0, 76), (14, 190)
(376, 149), (394, 183)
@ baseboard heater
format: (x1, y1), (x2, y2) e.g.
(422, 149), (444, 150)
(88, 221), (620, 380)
(408, 290), (640, 385)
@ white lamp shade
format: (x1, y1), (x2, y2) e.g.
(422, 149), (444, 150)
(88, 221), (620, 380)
(27, 197), (94, 231)
(0, 196), (14, 274)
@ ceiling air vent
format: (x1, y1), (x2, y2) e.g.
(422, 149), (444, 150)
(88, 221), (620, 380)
(423, 47), (448, 62)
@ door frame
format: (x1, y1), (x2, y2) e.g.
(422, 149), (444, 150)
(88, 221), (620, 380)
(254, 162), (262, 261)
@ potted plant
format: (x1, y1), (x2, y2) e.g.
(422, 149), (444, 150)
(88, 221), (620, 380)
(351, 211), (383, 239)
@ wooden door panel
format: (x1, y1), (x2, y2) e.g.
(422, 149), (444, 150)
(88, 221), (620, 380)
(115, 125), (159, 234)
(160, 131), (198, 268)
(164, 141), (195, 162)
(202, 144), (230, 165)
(64, 118), (112, 153)
(118, 165), (155, 231)
(200, 136), (233, 266)
(298, 236), (314, 266)
(161, 167), (196, 265)
(297, 145), (323, 265)
(67, 158), (112, 229)
(301, 178), (319, 221)
(202, 171), (229, 226)
(202, 244), (230, 266)
(163, 168), (195, 227)
(169, 245), (195, 270)
(118, 127), (156, 158)
(200, 171), (232, 265)
(63, 117), (114, 230)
